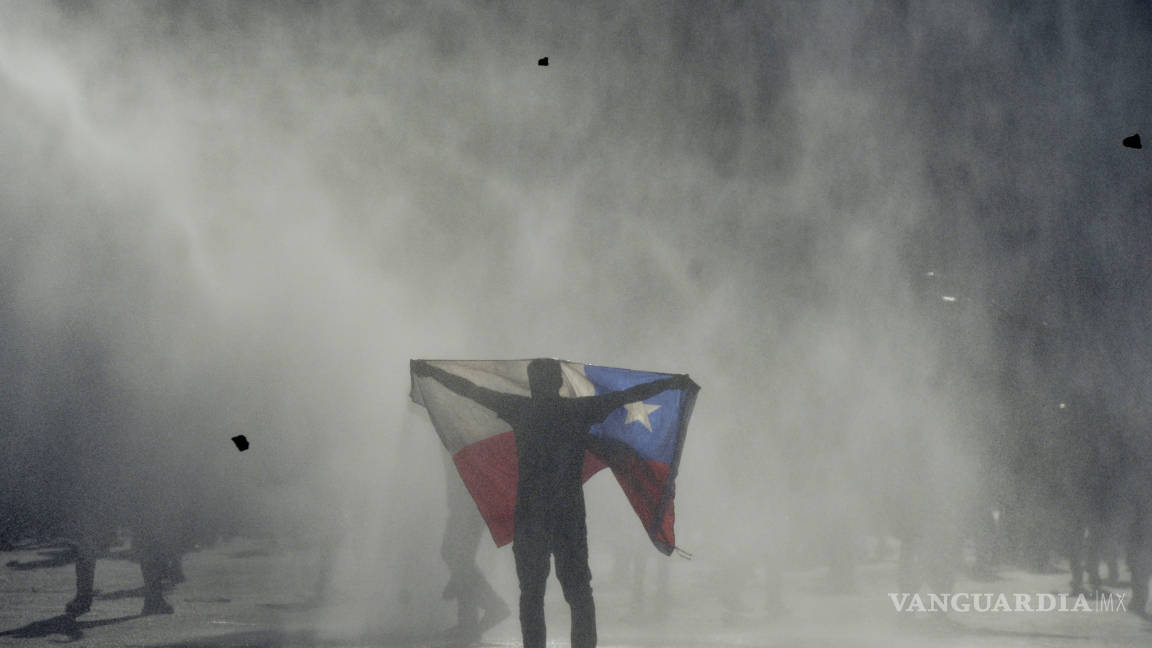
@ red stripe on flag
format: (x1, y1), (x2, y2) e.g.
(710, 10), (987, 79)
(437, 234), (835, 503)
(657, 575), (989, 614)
(582, 451), (608, 481)
(453, 431), (519, 546)
(608, 458), (675, 551)
(453, 432), (613, 547)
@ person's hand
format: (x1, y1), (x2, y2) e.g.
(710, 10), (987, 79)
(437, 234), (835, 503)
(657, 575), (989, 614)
(411, 359), (432, 377)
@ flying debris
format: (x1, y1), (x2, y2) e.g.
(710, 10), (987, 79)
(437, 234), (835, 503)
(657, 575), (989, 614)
(1123, 133), (1142, 149)
(410, 359), (699, 554)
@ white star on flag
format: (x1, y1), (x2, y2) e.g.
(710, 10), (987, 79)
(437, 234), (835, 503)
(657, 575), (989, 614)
(623, 400), (661, 431)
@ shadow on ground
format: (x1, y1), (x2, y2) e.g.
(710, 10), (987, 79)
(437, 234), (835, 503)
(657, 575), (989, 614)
(0, 614), (141, 642)
(138, 627), (458, 648)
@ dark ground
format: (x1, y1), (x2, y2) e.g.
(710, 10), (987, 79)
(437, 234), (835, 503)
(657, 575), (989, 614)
(2, 538), (1149, 647)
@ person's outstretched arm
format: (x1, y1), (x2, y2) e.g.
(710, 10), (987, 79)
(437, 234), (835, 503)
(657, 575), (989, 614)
(588, 374), (695, 425)
(412, 360), (517, 418)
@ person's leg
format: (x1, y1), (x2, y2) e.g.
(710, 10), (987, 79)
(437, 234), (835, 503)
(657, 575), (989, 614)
(1068, 519), (1086, 593)
(1128, 512), (1150, 617)
(474, 570), (510, 630)
(1103, 519), (1121, 583)
(135, 531), (174, 615)
(444, 501), (508, 644)
(65, 543), (96, 617)
(450, 575), (481, 647)
(513, 524), (551, 648)
(554, 516), (596, 648)
(164, 553), (186, 584)
(1085, 520), (1102, 590)
(139, 554), (174, 615)
(442, 510), (480, 637)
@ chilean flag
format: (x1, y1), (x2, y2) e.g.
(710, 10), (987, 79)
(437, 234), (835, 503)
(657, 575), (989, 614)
(410, 359), (699, 555)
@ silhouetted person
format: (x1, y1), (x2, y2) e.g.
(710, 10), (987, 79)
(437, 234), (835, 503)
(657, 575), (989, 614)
(1129, 505), (1151, 618)
(1121, 448), (1152, 619)
(412, 358), (690, 648)
(1049, 393), (1125, 597)
(64, 518), (179, 617)
(440, 452), (509, 647)
(62, 466), (193, 618)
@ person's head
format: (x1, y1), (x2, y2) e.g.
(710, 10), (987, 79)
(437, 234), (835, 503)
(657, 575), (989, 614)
(527, 358), (563, 398)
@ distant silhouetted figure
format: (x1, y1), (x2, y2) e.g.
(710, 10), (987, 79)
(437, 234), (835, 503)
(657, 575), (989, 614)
(60, 461), (196, 619)
(1058, 395), (1124, 597)
(413, 358), (690, 648)
(64, 512), (182, 617)
(440, 452), (509, 647)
